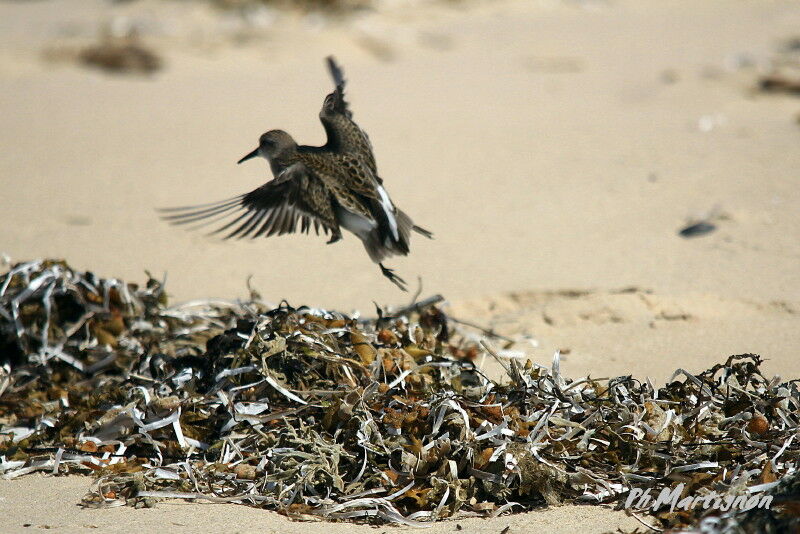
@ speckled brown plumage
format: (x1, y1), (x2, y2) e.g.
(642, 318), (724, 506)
(319, 56), (378, 177)
(160, 61), (432, 290)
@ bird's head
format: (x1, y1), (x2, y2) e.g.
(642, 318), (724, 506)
(237, 130), (296, 164)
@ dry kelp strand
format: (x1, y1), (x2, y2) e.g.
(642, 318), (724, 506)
(1, 260), (799, 533)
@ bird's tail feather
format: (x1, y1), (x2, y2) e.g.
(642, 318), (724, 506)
(394, 209), (415, 253)
(412, 224), (433, 239)
(363, 209), (431, 263)
(396, 210), (434, 241)
(362, 229), (389, 264)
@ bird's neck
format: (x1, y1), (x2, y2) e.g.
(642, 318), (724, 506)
(269, 151), (298, 176)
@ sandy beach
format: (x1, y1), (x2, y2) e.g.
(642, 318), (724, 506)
(1, 0), (799, 531)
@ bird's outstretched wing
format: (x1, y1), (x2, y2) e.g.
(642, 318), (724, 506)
(321, 57), (378, 177)
(326, 56), (351, 118)
(159, 169), (339, 240)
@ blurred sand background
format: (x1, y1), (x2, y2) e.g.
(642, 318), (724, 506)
(1, 0), (799, 531)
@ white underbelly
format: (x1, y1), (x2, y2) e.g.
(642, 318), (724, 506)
(336, 207), (377, 240)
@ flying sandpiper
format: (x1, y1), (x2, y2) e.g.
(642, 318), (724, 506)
(160, 60), (431, 290)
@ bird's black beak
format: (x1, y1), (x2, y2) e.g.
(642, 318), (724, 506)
(237, 147), (260, 165)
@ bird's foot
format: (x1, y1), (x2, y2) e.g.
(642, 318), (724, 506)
(379, 263), (407, 292)
(327, 233), (342, 245)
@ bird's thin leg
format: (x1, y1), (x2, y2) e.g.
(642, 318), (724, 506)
(379, 263), (407, 292)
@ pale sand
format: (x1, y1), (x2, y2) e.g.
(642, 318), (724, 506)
(0, 475), (646, 534)
(1, 0), (799, 531)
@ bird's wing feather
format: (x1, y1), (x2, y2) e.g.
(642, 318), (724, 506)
(301, 152), (402, 243)
(304, 152), (381, 199)
(326, 56), (352, 118)
(159, 165), (339, 240)
(322, 57), (378, 175)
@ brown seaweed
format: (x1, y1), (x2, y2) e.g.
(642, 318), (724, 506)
(1, 259), (798, 533)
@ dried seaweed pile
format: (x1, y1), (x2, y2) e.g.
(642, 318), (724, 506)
(1, 259), (799, 532)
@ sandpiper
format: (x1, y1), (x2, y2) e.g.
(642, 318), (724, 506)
(160, 62), (430, 290)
